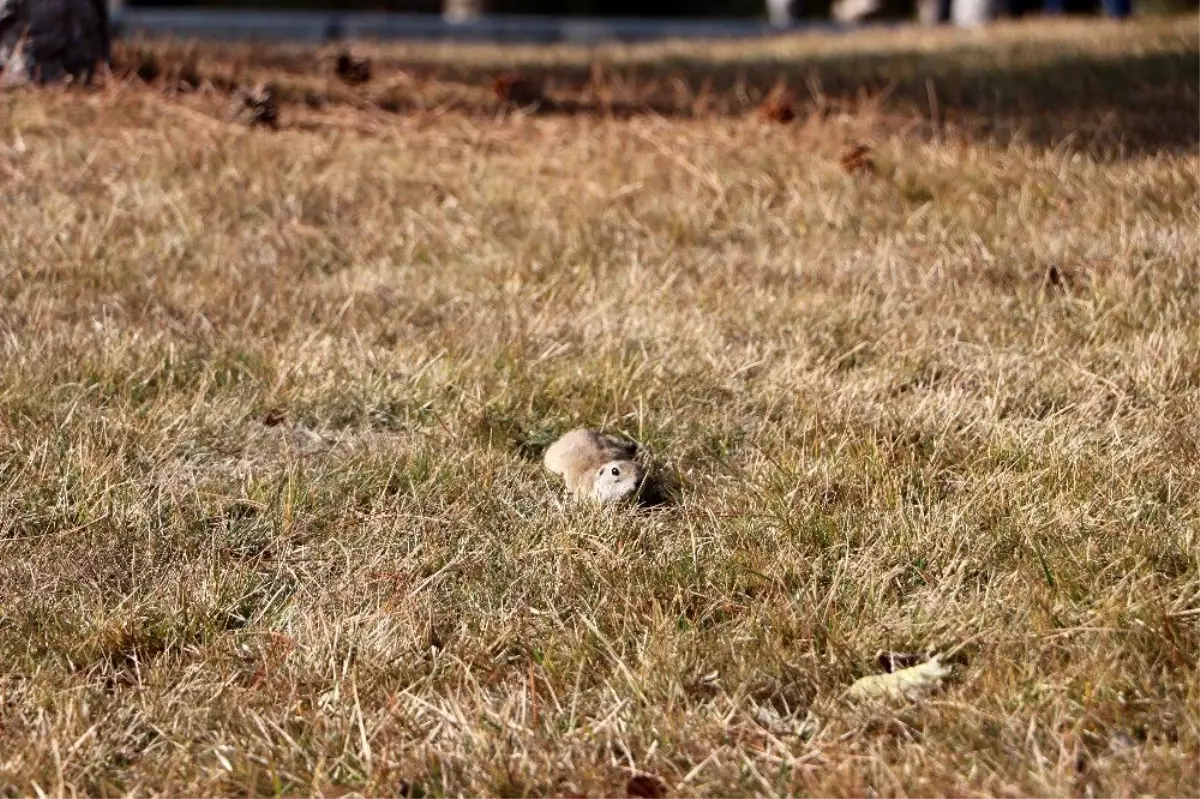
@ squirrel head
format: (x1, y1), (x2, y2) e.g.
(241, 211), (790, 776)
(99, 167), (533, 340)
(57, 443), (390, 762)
(590, 459), (644, 503)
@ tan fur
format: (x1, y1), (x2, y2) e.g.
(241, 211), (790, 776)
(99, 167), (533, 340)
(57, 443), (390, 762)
(543, 428), (643, 503)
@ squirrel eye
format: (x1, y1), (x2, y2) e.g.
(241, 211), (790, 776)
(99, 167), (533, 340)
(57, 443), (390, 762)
(611, 467), (620, 476)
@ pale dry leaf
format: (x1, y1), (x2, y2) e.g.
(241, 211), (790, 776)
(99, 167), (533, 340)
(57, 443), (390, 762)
(845, 656), (952, 702)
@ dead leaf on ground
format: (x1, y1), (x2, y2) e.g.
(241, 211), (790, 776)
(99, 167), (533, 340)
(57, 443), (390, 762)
(134, 49), (160, 83)
(1045, 263), (1064, 288)
(756, 86), (796, 123)
(845, 655), (952, 702)
(840, 142), (877, 175)
(493, 73), (545, 109)
(230, 82), (279, 129)
(259, 408), (288, 427)
(626, 773), (668, 798)
(1043, 263), (1084, 291)
(335, 52), (372, 85)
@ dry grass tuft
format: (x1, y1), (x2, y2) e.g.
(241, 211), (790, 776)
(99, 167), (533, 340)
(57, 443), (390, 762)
(0, 14), (1197, 798)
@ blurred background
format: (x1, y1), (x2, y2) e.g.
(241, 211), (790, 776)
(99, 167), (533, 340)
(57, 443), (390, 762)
(112, 0), (1198, 29)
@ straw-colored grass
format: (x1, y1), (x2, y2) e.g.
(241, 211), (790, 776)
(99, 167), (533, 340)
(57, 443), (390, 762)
(0, 14), (1196, 797)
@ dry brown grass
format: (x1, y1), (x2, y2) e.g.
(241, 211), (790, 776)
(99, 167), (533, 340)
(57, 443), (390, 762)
(0, 14), (1197, 798)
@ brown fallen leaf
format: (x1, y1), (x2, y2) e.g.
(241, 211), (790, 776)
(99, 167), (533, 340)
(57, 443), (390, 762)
(230, 82), (279, 129)
(335, 52), (372, 85)
(176, 55), (203, 92)
(626, 773), (667, 798)
(259, 408), (288, 427)
(840, 142), (876, 175)
(756, 86), (796, 123)
(1045, 263), (1063, 287)
(493, 72), (545, 109)
(134, 49), (160, 83)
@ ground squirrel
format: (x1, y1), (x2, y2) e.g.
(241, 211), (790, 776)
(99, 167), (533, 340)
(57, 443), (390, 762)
(543, 428), (644, 503)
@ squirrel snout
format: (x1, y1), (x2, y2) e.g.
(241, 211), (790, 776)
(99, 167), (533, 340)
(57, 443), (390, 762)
(590, 459), (643, 503)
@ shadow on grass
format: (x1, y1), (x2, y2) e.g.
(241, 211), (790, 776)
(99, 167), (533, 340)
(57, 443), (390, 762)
(400, 45), (1199, 155)
(115, 30), (1199, 156)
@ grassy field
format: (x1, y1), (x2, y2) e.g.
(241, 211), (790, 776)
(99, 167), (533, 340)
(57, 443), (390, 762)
(0, 15), (1197, 797)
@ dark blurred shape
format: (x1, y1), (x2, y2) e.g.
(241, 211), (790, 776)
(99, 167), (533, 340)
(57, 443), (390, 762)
(231, 82), (280, 129)
(125, 0), (790, 18)
(626, 774), (668, 799)
(756, 84), (797, 122)
(335, 50), (371, 84)
(493, 71), (545, 108)
(0, 0), (111, 85)
(135, 47), (161, 81)
(260, 408), (289, 427)
(839, 142), (876, 174)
